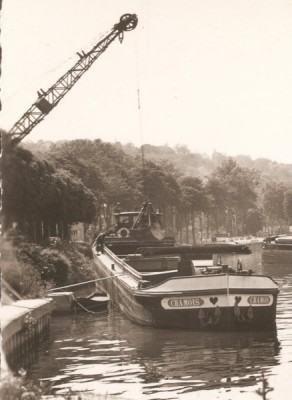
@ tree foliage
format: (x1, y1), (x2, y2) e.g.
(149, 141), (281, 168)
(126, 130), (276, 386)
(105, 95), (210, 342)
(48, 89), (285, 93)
(1, 133), (96, 241)
(4, 133), (292, 244)
(244, 208), (263, 235)
(207, 159), (258, 235)
(284, 189), (292, 224)
(262, 181), (287, 232)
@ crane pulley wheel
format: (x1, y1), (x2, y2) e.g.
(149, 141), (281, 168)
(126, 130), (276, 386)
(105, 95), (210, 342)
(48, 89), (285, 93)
(115, 14), (138, 32)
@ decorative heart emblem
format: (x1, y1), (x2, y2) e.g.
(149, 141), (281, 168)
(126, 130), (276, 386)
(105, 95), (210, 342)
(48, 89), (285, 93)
(210, 296), (218, 305)
(235, 296), (242, 303)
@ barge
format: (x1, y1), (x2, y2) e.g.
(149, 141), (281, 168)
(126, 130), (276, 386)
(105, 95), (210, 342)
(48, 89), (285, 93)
(262, 235), (292, 265)
(92, 204), (279, 331)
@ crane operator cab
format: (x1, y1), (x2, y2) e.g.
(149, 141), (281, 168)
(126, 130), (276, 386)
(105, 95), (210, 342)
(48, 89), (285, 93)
(112, 202), (166, 241)
(114, 211), (140, 238)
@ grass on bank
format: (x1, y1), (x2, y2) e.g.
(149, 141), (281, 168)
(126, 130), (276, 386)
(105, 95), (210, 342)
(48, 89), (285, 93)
(0, 372), (128, 400)
(1, 229), (97, 299)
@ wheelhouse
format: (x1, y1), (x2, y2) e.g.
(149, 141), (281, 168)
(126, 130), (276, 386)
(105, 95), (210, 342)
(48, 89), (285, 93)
(113, 211), (140, 230)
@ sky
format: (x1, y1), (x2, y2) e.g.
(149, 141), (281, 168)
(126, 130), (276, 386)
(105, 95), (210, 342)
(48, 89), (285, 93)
(1, 0), (292, 164)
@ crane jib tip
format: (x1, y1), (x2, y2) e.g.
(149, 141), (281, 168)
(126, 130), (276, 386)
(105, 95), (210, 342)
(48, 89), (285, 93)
(115, 14), (138, 32)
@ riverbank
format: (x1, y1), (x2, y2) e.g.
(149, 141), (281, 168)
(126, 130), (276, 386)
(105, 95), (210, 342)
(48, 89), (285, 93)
(0, 234), (107, 398)
(2, 230), (97, 300)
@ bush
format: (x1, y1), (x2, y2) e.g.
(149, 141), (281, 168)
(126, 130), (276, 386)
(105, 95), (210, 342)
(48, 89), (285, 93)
(2, 259), (53, 299)
(16, 244), (69, 287)
(1, 237), (53, 298)
(1, 232), (96, 296)
(0, 372), (42, 400)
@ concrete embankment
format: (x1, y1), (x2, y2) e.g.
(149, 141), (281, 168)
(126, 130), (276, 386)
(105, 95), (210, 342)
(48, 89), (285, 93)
(1, 298), (53, 372)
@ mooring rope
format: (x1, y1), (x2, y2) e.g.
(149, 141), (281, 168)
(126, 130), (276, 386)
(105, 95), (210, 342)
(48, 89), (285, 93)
(48, 273), (125, 291)
(2, 274), (126, 313)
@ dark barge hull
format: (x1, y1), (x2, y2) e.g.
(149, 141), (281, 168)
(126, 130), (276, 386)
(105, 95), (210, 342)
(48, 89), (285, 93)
(262, 246), (292, 265)
(133, 293), (277, 331)
(262, 235), (292, 265)
(93, 248), (278, 331)
(105, 237), (175, 256)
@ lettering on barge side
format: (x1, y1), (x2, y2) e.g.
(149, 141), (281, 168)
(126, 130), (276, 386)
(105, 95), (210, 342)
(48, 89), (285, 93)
(247, 295), (271, 305)
(161, 297), (204, 309)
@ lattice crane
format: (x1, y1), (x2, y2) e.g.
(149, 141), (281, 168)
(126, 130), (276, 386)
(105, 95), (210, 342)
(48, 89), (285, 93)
(8, 14), (138, 144)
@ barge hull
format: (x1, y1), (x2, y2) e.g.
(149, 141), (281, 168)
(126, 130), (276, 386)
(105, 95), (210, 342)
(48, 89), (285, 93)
(93, 250), (278, 332)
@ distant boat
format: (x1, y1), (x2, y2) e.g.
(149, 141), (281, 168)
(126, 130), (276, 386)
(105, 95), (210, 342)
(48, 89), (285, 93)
(92, 203), (279, 331)
(262, 235), (292, 264)
(212, 233), (263, 245)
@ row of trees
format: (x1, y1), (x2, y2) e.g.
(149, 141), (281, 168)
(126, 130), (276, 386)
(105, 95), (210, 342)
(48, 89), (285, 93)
(1, 134), (96, 241)
(2, 134), (292, 244)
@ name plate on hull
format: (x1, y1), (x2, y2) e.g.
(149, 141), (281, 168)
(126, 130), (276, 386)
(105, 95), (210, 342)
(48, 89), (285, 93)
(247, 295), (271, 305)
(162, 297), (204, 309)
(161, 294), (274, 309)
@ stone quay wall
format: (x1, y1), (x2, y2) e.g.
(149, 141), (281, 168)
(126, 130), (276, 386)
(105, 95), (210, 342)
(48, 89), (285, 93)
(1, 299), (53, 372)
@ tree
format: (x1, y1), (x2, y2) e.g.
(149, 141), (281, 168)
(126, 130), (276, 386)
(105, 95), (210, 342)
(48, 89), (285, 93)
(284, 189), (292, 227)
(49, 169), (96, 239)
(137, 160), (178, 208)
(262, 182), (287, 233)
(206, 159), (258, 235)
(1, 134), (96, 241)
(47, 139), (144, 227)
(178, 176), (206, 244)
(244, 208), (263, 235)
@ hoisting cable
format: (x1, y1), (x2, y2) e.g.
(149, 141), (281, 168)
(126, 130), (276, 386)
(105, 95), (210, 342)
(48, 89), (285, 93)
(134, 30), (148, 201)
(137, 88), (146, 198)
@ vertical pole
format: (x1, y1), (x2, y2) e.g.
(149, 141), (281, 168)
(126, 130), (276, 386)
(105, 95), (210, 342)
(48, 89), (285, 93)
(137, 88), (146, 200)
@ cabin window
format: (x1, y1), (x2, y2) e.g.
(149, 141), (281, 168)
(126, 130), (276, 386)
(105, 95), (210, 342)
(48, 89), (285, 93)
(116, 215), (134, 228)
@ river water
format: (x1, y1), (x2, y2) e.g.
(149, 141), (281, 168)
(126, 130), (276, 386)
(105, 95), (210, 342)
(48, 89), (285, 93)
(27, 244), (292, 400)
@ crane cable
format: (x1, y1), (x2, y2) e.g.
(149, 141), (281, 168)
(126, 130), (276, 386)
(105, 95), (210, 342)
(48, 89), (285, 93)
(134, 34), (147, 200)
(137, 88), (145, 182)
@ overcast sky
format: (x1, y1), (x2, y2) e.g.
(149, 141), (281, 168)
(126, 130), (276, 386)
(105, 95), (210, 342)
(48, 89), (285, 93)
(1, 0), (292, 163)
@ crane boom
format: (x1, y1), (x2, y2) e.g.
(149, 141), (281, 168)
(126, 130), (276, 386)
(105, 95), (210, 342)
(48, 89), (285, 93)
(8, 14), (138, 144)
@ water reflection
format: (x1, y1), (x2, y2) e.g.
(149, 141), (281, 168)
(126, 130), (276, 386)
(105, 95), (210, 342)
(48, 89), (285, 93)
(116, 319), (281, 395)
(25, 245), (291, 400)
(27, 311), (281, 399)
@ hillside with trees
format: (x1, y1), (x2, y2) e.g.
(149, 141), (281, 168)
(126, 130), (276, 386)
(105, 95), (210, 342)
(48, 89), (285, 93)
(13, 137), (292, 245)
(23, 139), (292, 183)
